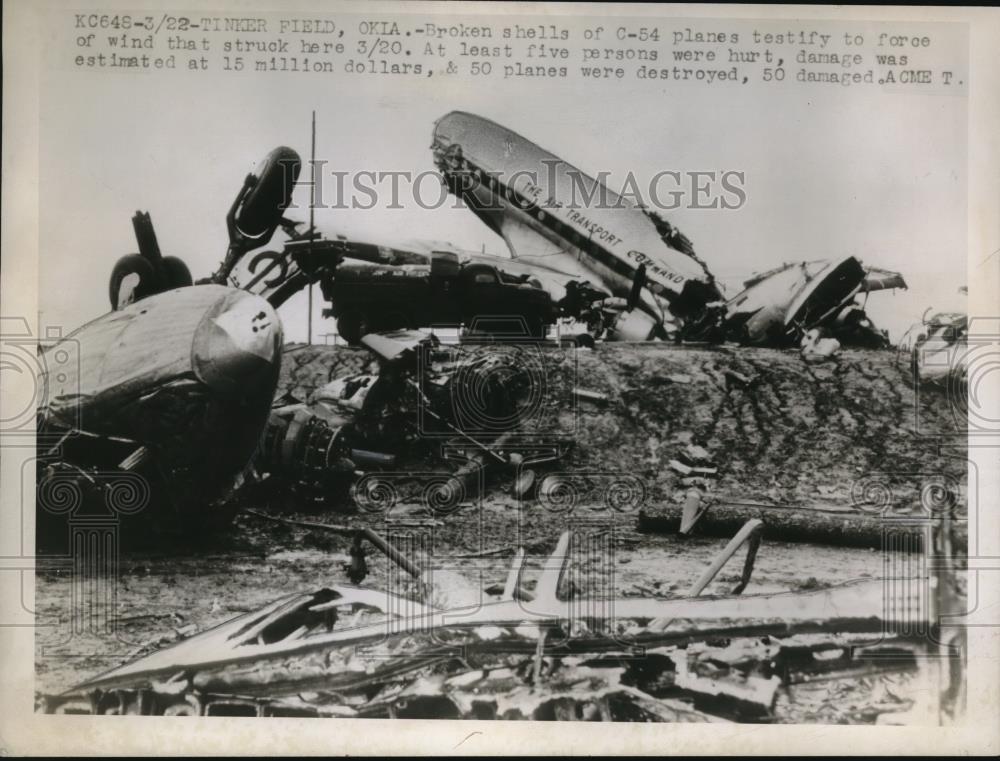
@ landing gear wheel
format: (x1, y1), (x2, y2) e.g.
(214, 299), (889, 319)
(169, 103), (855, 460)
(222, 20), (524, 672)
(109, 254), (156, 310)
(160, 256), (193, 290)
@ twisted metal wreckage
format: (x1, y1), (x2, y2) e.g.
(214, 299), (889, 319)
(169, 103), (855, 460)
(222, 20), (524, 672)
(42, 524), (966, 722)
(35, 145), (550, 538)
(35, 114), (966, 721)
(34, 126), (959, 535)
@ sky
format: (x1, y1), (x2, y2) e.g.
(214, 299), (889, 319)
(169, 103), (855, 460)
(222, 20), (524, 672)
(37, 16), (969, 344)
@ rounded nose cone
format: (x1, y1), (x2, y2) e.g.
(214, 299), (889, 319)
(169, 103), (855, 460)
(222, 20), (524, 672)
(193, 291), (282, 395)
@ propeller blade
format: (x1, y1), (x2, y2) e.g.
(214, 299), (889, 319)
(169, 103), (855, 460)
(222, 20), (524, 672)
(627, 263), (647, 311)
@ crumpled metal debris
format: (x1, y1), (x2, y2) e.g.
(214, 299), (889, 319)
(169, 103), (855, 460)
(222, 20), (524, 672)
(800, 328), (841, 360)
(255, 332), (553, 510)
(42, 529), (931, 723)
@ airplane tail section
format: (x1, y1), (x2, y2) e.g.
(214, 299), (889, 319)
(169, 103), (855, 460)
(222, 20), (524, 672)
(431, 111), (722, 335)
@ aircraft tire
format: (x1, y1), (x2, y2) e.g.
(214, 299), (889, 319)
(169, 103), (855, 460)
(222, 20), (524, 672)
(160, 256), (193, 290)
(109, 253), (157, 310)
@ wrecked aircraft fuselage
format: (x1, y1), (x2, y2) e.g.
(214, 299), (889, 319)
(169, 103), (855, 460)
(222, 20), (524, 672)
(721, 256), (903, 347)
(36, 147), (301, 541)
(432, 110), (725, 341)
(898, 309), (968, 386)
(431, 113), (907, 347)
(36, 285), (283, 542)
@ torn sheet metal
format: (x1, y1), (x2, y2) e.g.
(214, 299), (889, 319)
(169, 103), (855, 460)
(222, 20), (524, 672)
(722, 257), (903, 347)
(44, 532), (926, 721)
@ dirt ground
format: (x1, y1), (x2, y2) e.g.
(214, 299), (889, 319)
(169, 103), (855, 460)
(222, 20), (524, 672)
(34, 341), (967, 722)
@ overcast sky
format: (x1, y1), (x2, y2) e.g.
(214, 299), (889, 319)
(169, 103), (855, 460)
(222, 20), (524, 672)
(38, 16), (968, 343)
